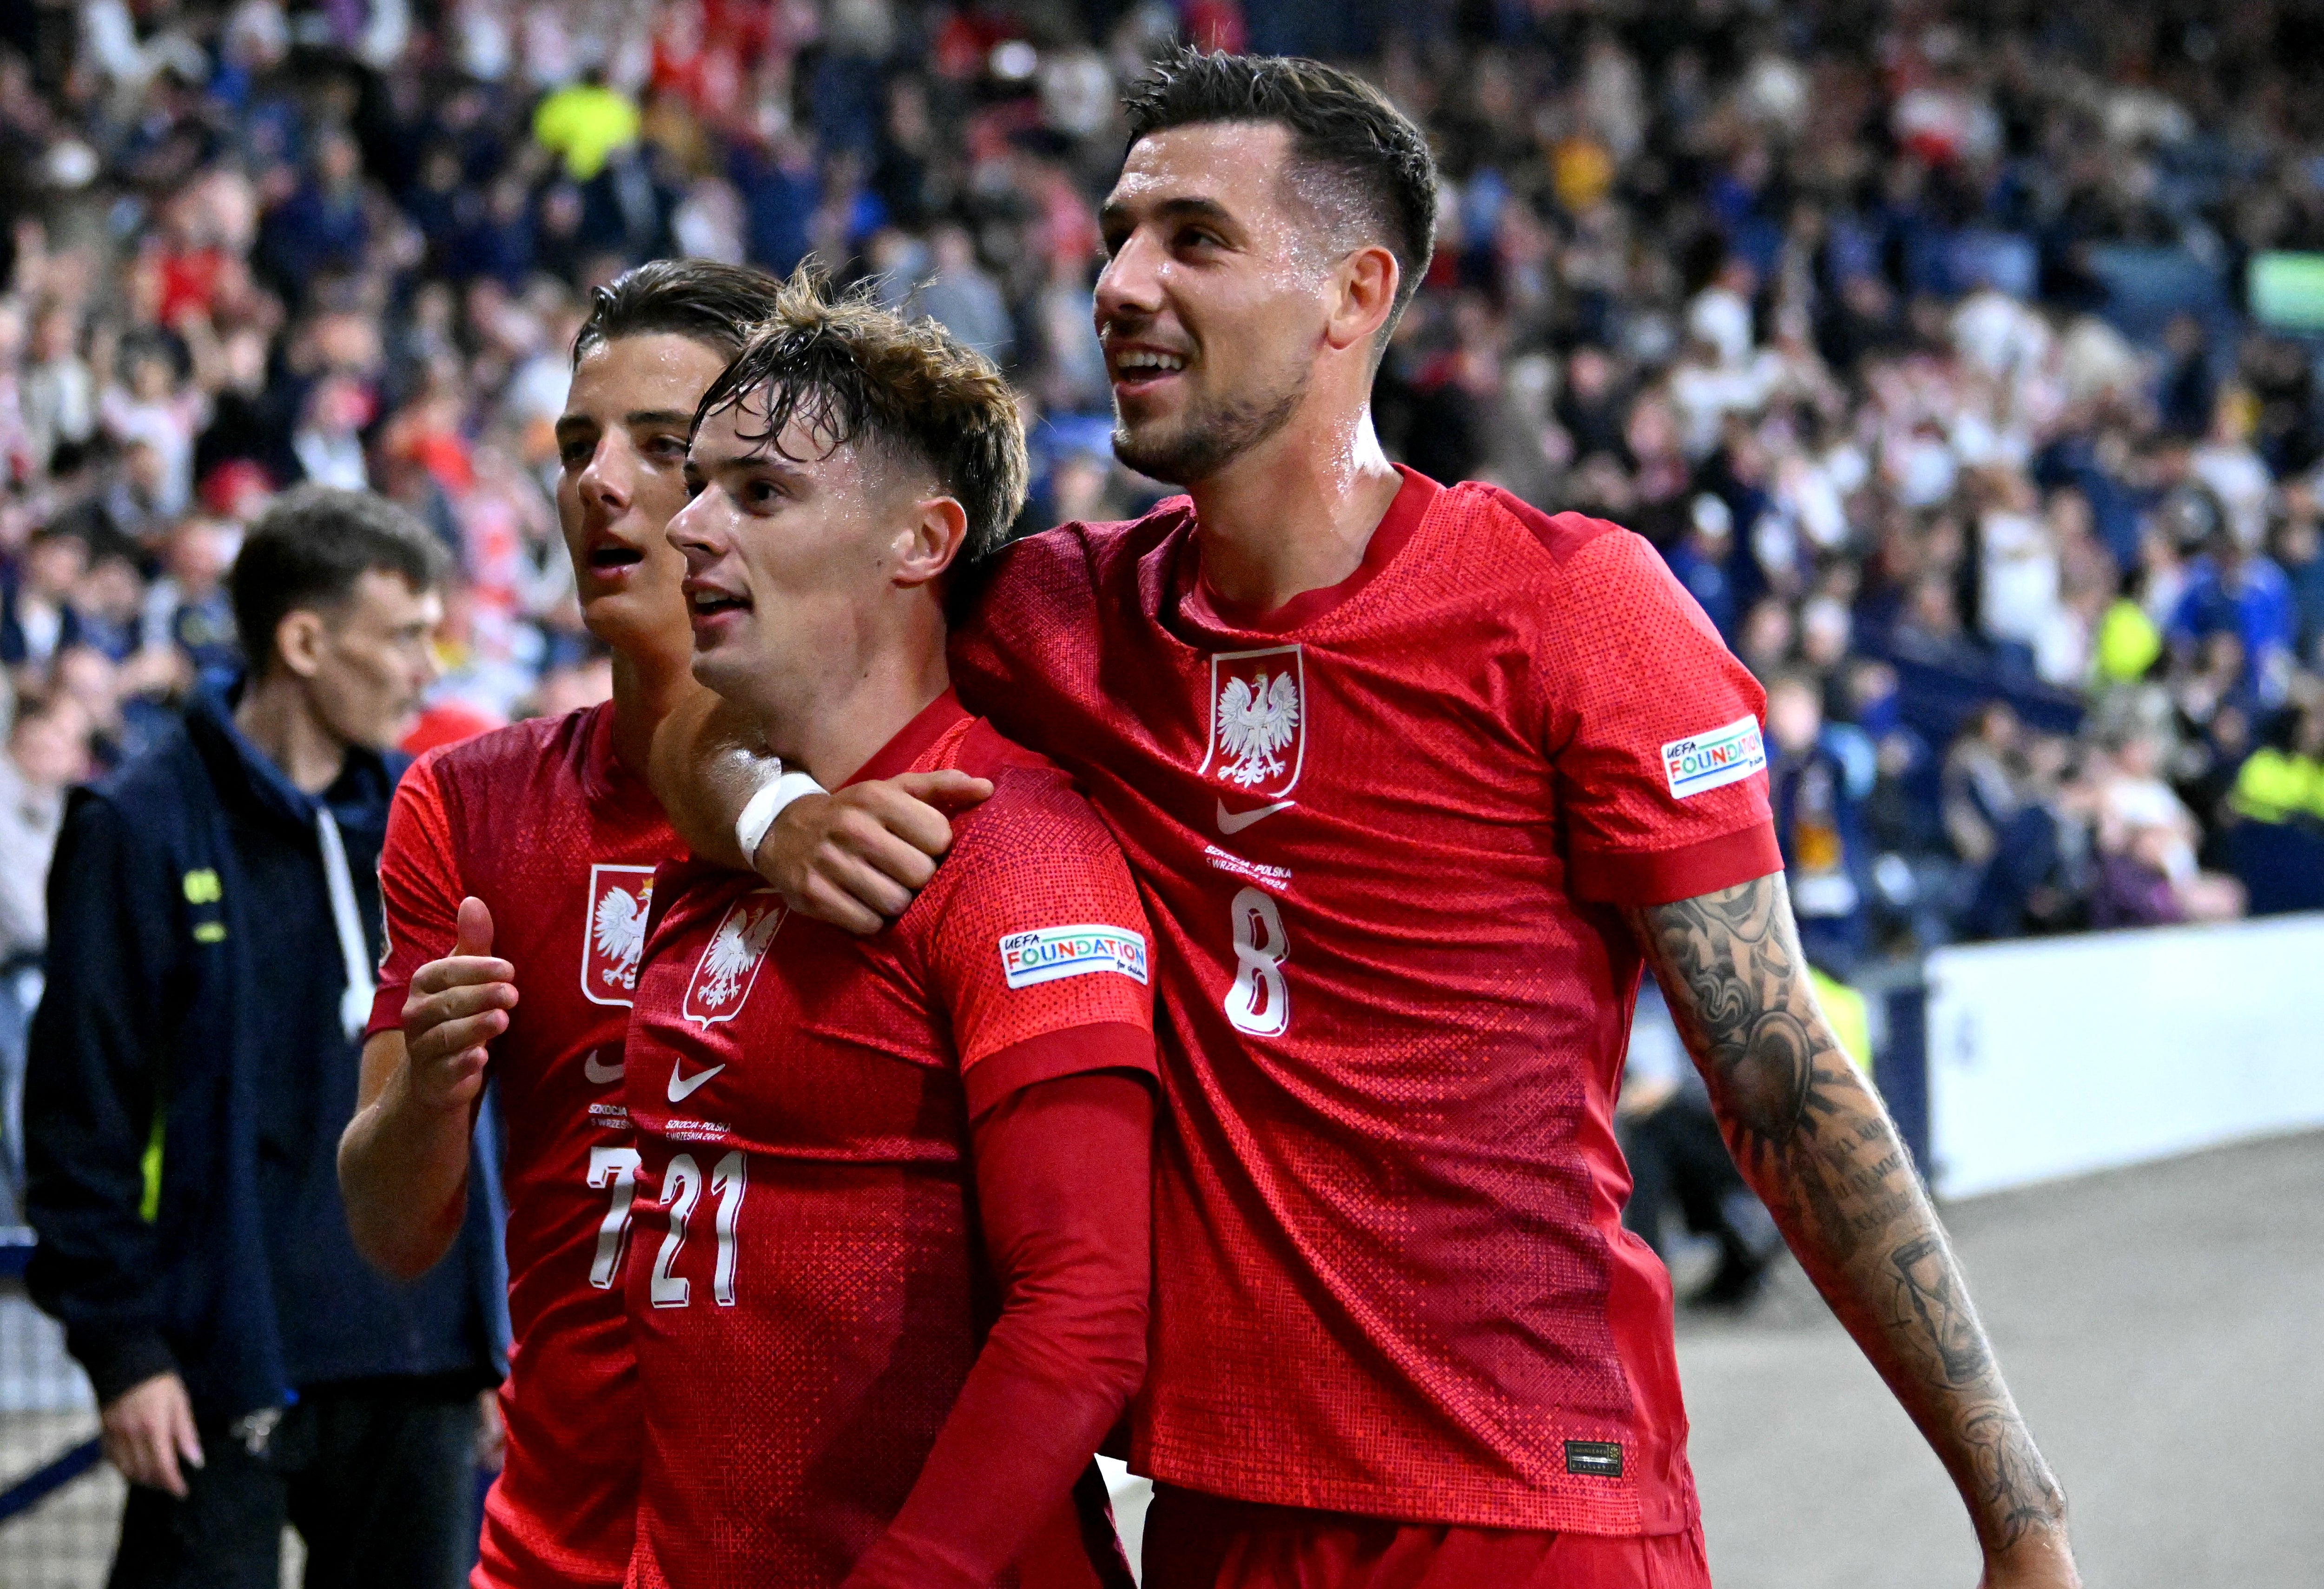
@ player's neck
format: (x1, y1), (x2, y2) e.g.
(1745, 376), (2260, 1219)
(607, 644), (699, 779)
(752, 616), (951, 790)
(1186, 404), (1403, 614)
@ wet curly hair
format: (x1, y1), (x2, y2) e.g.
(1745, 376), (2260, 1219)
(691, 266), (1030, 574)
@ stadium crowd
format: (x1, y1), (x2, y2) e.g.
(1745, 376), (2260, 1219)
(0, 0), (2320, 1111)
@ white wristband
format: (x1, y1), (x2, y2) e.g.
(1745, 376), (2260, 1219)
(735, 768), (827, 864)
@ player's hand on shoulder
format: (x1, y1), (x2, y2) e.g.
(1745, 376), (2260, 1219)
(400, 896), (514, 1112)
(756, 771), (992, 936)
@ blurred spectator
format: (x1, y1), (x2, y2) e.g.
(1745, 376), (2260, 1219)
(2090, 707), (2246, 923)
(533, 70), (641, 183)
(2168, 521), (2298, 710)
(256, 128), (373, 298)
(1765, 672), (1873, 973)
(142, 517), (243, 694)
(911, 224), (1014, 368)
(1960, 737), (2103, 941)
(4, 527), (89, 683)
(1941, 702), (2026, 869)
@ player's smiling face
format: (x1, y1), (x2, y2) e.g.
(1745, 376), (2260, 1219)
(555, 332), (733, 659)
(1095, 122), (1343, 484)
(669, 388), (955, 736)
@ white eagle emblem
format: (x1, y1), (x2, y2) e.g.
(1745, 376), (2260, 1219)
(684, 898), (784, 1025)
(1214, 671), (1301, 788)
(591, 885), (649, 993)
(581, 864), (657, 1007)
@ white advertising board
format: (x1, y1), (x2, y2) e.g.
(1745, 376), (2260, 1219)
(1924, 914), (2324, 1198)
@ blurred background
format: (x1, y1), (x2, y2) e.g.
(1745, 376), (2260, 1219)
(0, 0), (2318, 1584)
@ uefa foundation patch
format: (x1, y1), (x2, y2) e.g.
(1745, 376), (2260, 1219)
(999, 925), (1150, 989)
(1661, 715), (1767, 799)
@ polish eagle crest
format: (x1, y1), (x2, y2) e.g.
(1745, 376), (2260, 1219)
(1214, 670), (1302, 789)
(591, 883), (649, 993)
(581, 864), (657, 1007)
(690, 902), (782, 1015)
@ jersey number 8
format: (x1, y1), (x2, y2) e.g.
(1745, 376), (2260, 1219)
(1224, 887), (1291, 1038)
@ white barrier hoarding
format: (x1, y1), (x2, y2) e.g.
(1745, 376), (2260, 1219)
(1924, 913), (2324, 1198)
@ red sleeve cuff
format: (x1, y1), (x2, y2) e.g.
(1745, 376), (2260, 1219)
(1569, 822), (1783, 907)
(964, 1021), (1157, 1120)
(364, 982), (408, 1042)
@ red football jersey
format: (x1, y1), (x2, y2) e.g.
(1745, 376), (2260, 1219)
(949, 467), (1781, 1536)
(370, 701), (674, 1588)
(622, 692), (1156, 1589)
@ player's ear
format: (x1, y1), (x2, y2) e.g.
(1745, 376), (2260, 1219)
(1323, 243), (1399, 354)
(892, 494), (969, 589)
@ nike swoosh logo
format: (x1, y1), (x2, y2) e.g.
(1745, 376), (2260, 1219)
(581, 1049), (624, 1086)
(1215, 799), (1295, 835)
(666, 1059), (726, 1104)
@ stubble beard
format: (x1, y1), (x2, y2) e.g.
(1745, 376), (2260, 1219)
(1111, 364), (1310, 486)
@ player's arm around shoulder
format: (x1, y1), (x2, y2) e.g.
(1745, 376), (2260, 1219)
(1625, 875), (2080, 1589)
(338, 755), (516, 1280)
(647, 689), (993, 935)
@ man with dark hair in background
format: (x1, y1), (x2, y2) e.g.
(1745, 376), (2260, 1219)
(665, 49), (2082, 1589)
(25, 485), (503, 1589)
(336, 259), (786, 1589)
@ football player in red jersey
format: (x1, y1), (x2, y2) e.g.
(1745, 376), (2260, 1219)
(621, 277), (1154, 1589)
(335, 261), (789, 1589)
(659, 51), (2080, 1589)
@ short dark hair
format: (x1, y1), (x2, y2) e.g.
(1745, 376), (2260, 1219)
(572, 258), (788, 366)
(231, 486), (450, 678)
(1122, 47), (1438, 325)
(693, 268), (1029, 592)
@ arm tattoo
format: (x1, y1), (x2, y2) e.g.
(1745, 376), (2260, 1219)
(1629, 876), (2068, 1552)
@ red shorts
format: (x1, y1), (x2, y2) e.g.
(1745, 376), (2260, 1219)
(1140, 1485), (1713, 1589)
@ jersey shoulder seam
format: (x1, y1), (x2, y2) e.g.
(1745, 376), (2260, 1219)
(1448, 480), (1630, 569)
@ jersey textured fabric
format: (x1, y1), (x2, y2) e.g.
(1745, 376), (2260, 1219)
(622, 690), (1156, 1589)
(949, 466), (1780, 1536)
(844, 1073), (1152, 1589)
(1141, 1485), (1711, 1589)
(370, 700), (673, 1589)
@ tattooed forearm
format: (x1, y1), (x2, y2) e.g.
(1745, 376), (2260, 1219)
(1628, 877), (2072, 1563)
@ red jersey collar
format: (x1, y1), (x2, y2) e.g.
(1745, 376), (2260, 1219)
(1176, 464), (1440, 635)
(839, 687), (971, 788)
(577, 696), (660, 816)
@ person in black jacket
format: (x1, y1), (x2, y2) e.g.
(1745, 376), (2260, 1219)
(24, 485), (508, 1589)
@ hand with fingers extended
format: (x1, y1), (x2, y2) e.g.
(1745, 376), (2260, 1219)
(100, 1371), (204, 1496)
(400, 896), (516, 1112)
(753, 771), (992, 934)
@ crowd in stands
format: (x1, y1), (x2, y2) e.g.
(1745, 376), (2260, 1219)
(0, 0), (2319, 1070)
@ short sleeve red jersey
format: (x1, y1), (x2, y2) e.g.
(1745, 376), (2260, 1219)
(621, 692), (1155, 1589)
(370, 701), (675, 1588)
(949, 467), (1779, 1536)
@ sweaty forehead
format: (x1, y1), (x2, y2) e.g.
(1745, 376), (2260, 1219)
(694, 390), (891, 495)
(1109, 122), (1299, 218)
(565, 332), (729, 419)
(1109, 122), (1359, 263)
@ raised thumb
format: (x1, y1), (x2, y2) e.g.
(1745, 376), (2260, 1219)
(452, 895), (494, 959)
